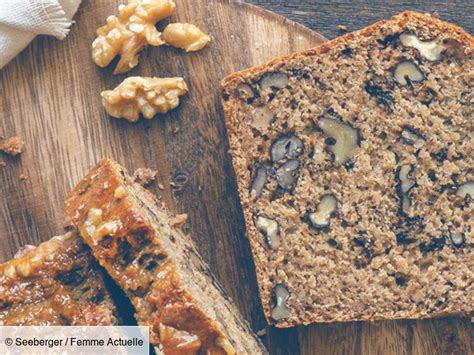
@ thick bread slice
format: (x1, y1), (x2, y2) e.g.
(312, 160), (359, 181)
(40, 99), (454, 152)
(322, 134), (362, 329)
(0, 232), (119, 325)
(65, 160), (267, 354)
(221, 11), (473, 327)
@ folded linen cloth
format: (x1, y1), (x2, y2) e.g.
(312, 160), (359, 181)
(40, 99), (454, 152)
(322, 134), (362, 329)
(0, 0), (82, 69)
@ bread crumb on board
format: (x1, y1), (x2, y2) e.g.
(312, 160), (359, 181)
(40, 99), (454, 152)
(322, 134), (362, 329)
(170, 213), (188, 228)
(133, 168), (157, 186)
(0, 160), (6, 167)
(0, 136), (24, 157)
(19, 174), (28, 181)
(336, 24), (348, 31)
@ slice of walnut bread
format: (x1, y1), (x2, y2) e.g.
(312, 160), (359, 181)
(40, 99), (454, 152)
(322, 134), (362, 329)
(65, 160), (267, 354)
(221, 11), (473, 327)
(0, 232), (119, 325)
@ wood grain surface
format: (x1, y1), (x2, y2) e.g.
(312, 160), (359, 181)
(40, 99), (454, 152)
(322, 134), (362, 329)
(249, 0), (474, 40)
(0, 0), (472, 354)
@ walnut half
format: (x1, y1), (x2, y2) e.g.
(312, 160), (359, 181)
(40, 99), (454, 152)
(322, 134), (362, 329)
(92, 0), (176, 74)
(163, 23), (211, 52)
(101, 77), (188, 122)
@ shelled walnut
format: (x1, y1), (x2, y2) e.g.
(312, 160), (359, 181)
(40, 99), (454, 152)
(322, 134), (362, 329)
(101, 77), (188, 122)
(92, 0), (176, 74)
(163, 23), (211, 52)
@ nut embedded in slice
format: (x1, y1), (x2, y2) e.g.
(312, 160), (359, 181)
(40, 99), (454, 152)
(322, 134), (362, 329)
(319, 118), (359, 165)
(309, 194), (338, 229)
(275, 160), (300, 190)
(163, 23), (211, 52)
(397, 165), (416, 215)
(250, 163), (267, 198)
(236, 84), (255, 101)
(252, 106), (274, 129)
(394, 61), (424, 85)
(449, 232), (465, 248)
(92, 0), (176, 74)
(271, 135), (304, 162)
(260, 73), (289, 91)
(271, 284), (290, 321)
(101, 77), (188, 122)
(401, 127), (426, 150)
(400, 33), (444, 61)
(255, 216), (280, 249)
(456, 182), (474, 199)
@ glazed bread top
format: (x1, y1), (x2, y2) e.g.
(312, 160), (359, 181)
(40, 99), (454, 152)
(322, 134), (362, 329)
(65, 159), (267, 354)
(0, 232), (119, 325)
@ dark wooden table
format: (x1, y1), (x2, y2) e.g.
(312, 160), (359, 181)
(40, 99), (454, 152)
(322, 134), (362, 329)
(245, 1), (474, 354)
(249, 0), (474, 39)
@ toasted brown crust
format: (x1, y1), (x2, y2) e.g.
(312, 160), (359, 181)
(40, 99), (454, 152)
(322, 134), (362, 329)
(220, 11), (473, 327)
(0, 232), (118, 326)
(221, 11), (473, 90)
(65, 160), (267, 354)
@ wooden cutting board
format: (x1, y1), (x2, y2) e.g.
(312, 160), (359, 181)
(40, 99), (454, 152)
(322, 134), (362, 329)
(0, 1), (470, 354)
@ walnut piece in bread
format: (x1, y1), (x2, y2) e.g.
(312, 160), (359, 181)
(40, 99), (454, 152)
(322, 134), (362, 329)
(101, 77), (188, 122)
(163, 23), (211, 52)
(92, 0), (176, 74)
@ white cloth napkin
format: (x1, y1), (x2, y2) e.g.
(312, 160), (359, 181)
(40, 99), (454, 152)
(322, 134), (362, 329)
(0, 0), (82, 69)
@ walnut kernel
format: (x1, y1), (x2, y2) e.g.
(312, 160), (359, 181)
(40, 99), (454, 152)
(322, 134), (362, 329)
(101, 77), (188, 122)
(394, 61), (424, 85)
(400, 34), (444, 61)
(319, 118), (359, 165)
(92, 0), (176, 74)
(163, 23), (211, 52)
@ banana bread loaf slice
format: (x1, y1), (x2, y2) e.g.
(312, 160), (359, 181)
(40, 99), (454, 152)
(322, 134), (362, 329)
(65, 160), (267, 354)
(0, 232), (119, 325)
(221, 11), (473, 327)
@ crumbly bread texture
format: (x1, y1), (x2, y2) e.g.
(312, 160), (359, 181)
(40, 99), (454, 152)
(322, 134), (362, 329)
(65, 160), (267, 354)
(0, 232), (119, 325)
(221, 11), (473, 327)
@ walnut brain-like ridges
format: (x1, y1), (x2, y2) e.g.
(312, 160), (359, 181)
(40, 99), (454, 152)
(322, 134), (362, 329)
(101, 77), (188, 122)
(92, 0), (176, 74)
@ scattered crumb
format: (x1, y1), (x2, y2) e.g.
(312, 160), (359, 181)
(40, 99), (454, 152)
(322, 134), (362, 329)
(133, 168), (157, 186)
(170, 214), (188, 228)
(170, 181), (176, 188)
(0, 160), (6, 167)
(173, 127), (180, 134)
(157, 183), (164, 190)
(0, 136), (24, 156)
(19, 174), (28, 181)
(336, 24), (348, 32)
(256, 329), (267, 337)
